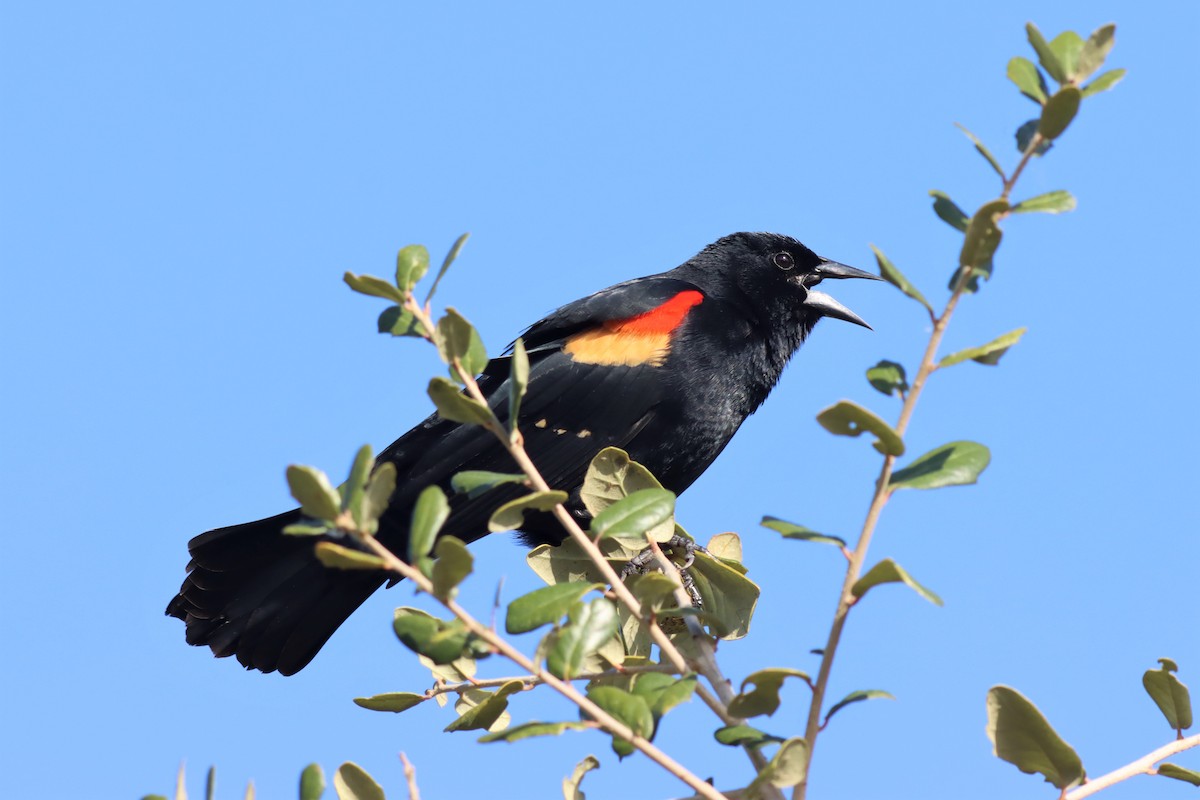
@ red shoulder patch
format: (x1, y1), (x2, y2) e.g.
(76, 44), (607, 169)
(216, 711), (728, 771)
(563, 290), (704, 367)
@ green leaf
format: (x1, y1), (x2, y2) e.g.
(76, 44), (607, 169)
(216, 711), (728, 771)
(436, 308), (488, 379)
(1143, 659), (1193, 732)
(580, 447), (665, 518)
(728, 668), (812, 718)
(393, 607), (471, 664)
(889, 441), (991, 491)
(342, 272), (405, 303)
(816, 400), (905, 457)
(1082, 68), (1125, 98)
(586, 685), (654, 758)
(684, 543), (761, 639)
(872, 244), (932, 313)
(637, 676), (696, 720)
(489, 490), (569, 532)
(451, 470), (526, 500)
(1015, 120), (1053, 156)
(428, 376), (495, 426)
(444, 680), (523, 732)
(506, 582), (602, 634)
(342, 445), (373, 524)
(314, 542), (388, 571)
(746, 737), (809, 793)
(866, 360), (908, 397)
(332, 763), (385, 800)
(299, 764), (325, 800)
(509, 337), (529, 434)
(928, 190), (969, 233)
(283, 522), (331, 537)
(590, 488), (675, 540)
(1049, 31), (1085, 80)
(431, 536), (473, 601)
(395, 244), (430, 293)
(1026, 22), (1067, 84)
(824, 690), (895, 725)
(286, 465), (341, 522)
(986, 685), (1086, 790)
(1158, 764), (1200, 787)
(1012, 191), (1076, 215)
(547, 598), (619, 680)
(955, 123), (1005, 179)
(714, 724), (782, 748)
(1077, 24), (1115, 82)
(761, 517), (846, 548)
(957, 199), (1009, 291)
(853, 558), (942, 605)
(1007, 57), (1048, 104)
(376, 305), (424, 338)
(477, 720), (593, 743)
(408, 485), (449, 563)
(1039, 87), (1082, 141)
(562, 754), (600, 800)
(361, 462), (397, 532)
(426, 233), (469, 304)
(625, 571), (681, 612)
(205, 766), (215, 800)
(353, 692), (425, 713)
(939, 327), (1028, 368)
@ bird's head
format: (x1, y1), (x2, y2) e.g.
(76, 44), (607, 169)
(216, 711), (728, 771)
(683, 232), (882, 336)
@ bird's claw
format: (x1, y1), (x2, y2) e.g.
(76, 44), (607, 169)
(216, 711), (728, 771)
(619, 535), (708, 609)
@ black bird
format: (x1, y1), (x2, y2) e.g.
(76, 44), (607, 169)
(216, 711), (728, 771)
(167, 232), (880, 675)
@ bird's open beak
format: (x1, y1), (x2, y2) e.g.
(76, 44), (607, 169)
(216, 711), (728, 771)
(801, 258), (882, 330)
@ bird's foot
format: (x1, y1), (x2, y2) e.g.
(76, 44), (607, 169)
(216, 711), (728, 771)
(619, 535), (707, 608)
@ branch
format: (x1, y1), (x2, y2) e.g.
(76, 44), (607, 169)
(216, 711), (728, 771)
(424, 663), (683, 699)
(399, 752), (420, 800)
(1065, 734), (1200, 800)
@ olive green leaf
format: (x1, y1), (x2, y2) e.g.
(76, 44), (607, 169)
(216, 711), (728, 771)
(714, 724), (783, 748)
(586, 685), (654, 758)
(852, 558), (942, 606)
(408, 485), (449, 563)
(341, 445), (373, 525)
(428, 376), (494, 425)
(361, 462), (397, 532)
(1081, 68), (1125, 98)
(1007, 57), (1048, 104)
(581, 447), (664, 517)
(425, 233), (470, 304)
(431, 536), (473, 601)
(477, 720), (592, 744)
(509, 337), (529, 433)
(393, 607), (472, 664)
(957, 199), (1009, 292)
(342, 272), (406, 304)
(561, 754), (600, 800)
(506, 582), (603, 634)
(314, 542), (388, 571)
(436, 308), (488, 379)
(1048, 31), (1085, 81)
(590, 488), (675, 540)
(929, 190), (969, 233)
(299, 764), (325, 800)
(451, 470), (526, 499)
(889, 441), (991, 491)
(1015, 120), (1053, 156)
(955, 123), (1005, 179)
(1158, 764), (1200, 787)
(547, 598), (619, 680)
(761, 517), (847, 548)
(824, 690), (895, 726)
(395, 244), (431, 293)
(816, 400), (905, 457)
(353, 692), (425, 713)
(866, 360), (908, 397)
(489, 490), (569, 532)
(1039, 87), (1082, 141)
(377, 305), (425, 338)
(1076, 24), (1115, 82)
(1026, 22), (1067, 84)
(872, 244), (933, 313)
(333, 762), (385, 800)
(286, 465), (341, 522)
(1143, 659), (1193, 733)
(444, 680), (523, 732)
(745, 737), (809, 794)
(939, 328), (1027, 368)
(685, 546), (761, 639)
(728, 668), (812, 718)
(986, 685), (1086, 790)
(1011, 191), (1076, 215)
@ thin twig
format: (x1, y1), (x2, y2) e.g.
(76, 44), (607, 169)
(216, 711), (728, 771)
(399, 752), (420, 800)
(1065, 734), (1200, 800)
(423, 664), (683, 699)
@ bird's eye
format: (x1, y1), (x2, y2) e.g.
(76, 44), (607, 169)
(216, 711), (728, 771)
(773, 252), (795, 271)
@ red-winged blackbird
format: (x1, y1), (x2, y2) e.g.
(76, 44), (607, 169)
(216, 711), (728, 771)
(167, 232), (880, 675)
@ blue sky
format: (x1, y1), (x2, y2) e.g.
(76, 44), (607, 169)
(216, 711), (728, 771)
(2, 3), (1197, 799)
